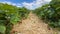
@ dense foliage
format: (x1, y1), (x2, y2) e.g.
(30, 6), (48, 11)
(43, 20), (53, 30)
(0, 3), (29, 34)
(33, 0), (60, 29)
(0, 0), (60, 33)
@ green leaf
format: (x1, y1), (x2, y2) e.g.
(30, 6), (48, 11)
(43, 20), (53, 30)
(0, 25), (6, 34)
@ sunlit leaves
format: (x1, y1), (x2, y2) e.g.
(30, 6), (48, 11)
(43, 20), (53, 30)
(34, 0), (60, 29)
(0, 25), (6, 34)
(0, 3), (29, 34)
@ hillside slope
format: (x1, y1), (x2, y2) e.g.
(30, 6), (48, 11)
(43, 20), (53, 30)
(11, 12), (56, 34)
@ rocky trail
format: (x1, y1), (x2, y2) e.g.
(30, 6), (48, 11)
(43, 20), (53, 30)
(11, 12), (57, 34)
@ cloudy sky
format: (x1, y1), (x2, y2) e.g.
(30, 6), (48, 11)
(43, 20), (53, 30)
(0, 0), (51, 10)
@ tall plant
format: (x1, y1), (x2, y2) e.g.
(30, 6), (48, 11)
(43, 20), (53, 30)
(34, 0), (60, 29)
(0, 3), (29, 34)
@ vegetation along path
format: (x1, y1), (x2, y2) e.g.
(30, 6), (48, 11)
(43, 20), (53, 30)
(11, 12), (56, 34)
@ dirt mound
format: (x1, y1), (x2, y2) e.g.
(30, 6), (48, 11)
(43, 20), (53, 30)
(11, 12), (55, 34)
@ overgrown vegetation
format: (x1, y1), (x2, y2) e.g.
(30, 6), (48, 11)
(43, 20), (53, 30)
(33, 0), (60, 30)
(0, 0), (60, 34)
(0, 3), (30, 34)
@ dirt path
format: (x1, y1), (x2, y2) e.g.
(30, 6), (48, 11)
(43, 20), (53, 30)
(11, 12), (55, 34)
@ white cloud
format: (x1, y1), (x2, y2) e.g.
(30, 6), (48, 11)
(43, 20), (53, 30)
(44, 0), (51, 2)
(22, 0), (52, 10)
(22, 2), (33, 9)
(16, 3), (22, 7)
(0, 1), (12, 4)
(0, 1), (22, 7)
(0, 0), (52, 10)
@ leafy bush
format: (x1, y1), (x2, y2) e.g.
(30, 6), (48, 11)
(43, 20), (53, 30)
(0, 3), (29, 34)
(0, 25), (6, 34)
(33, 0), (60, 29)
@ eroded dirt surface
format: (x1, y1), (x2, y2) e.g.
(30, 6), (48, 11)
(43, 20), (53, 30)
(11, 12), (55, 34)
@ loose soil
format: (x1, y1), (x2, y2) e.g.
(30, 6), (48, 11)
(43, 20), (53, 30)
(11, 12), (57, 34)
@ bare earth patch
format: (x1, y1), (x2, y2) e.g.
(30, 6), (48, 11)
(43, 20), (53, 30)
(11, 12), (56, 34)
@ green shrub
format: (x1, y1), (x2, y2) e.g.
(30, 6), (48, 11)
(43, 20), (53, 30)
(33, 0), (60, 29)
(0, 3), (29, 34)
(0, 25), (6, 34)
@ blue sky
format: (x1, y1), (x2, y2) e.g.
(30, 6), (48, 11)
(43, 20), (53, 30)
(0, 0), (51, 10)
(0, 0), (35, 3)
